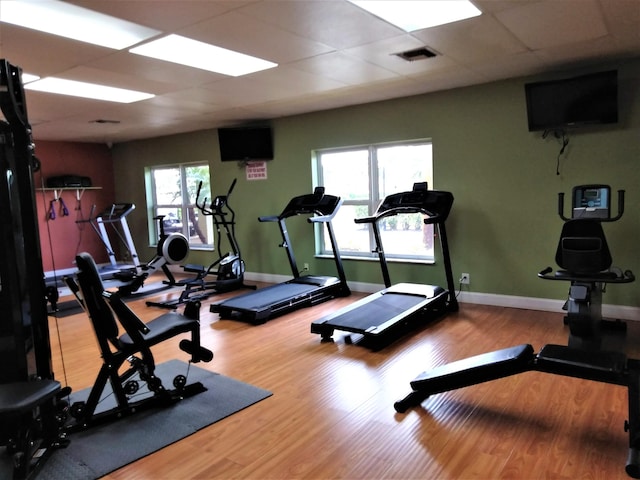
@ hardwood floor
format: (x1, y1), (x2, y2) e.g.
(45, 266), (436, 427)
(47, 279), (637, 479)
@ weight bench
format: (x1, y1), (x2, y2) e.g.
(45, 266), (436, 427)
(0, 379), (66, 479)
(395, 186), (640, 478)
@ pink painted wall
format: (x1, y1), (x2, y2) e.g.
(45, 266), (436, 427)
(33, 141), (116, 273)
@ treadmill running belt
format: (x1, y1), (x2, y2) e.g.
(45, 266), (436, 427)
(217, 282), (321, 311)
(329, 293), (426, 331)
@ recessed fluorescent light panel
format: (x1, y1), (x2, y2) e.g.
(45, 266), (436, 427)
(350, 0), (481, 31)
(25, 78), (154, 103)
(21, 73), (40, 84)
(0, 0), (160, 49)
(130, 34), (278, 77)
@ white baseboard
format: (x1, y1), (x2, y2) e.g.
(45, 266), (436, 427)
(244, 272), (640, 322)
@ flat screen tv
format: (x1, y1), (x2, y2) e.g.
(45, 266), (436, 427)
(218, 126), (273, 161)
(525, 70), (618, 132)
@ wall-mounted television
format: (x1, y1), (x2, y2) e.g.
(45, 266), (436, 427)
(218, 125), (274, 161)
(524, 70), (618, 132)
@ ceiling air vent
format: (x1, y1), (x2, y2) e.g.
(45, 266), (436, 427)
(394, 47), (438, 62)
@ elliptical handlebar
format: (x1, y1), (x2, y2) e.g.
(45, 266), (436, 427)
(196, 179), (237, 217)
(227, 178), (237, 197)
(195, 181), (211, 215)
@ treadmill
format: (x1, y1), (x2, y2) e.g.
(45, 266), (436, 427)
(209, 187), (350, 324)
(78, 202), (141, 280)
(310, 182), (458, 350)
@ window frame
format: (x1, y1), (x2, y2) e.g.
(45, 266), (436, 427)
(146, 162), (213, 250)
(313, 139), (434, 263)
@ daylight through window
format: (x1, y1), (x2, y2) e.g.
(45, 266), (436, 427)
(147, 163), (213, 249)
(314, 141), (434, 261)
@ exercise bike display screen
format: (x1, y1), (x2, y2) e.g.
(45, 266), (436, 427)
(572, 185), (610, 219)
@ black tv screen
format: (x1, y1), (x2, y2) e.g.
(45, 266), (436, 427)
(525, 70), (618, 132)
(218, 126), (273, 161)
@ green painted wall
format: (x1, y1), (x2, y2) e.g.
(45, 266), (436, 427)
(112, 58), (640, 307)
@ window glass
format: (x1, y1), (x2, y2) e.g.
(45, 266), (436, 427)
(316, 140), (433, 261)
(148, 163), (212, 249)
(320, 150), (369, 201)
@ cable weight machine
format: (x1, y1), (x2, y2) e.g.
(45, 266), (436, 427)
(0, 59), (68, 479)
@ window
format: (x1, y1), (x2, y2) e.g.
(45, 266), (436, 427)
(147, 163), (213, 249)
(314, 141), (434, 261)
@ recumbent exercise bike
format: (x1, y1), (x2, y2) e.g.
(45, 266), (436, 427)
(395, 184), (640, 478)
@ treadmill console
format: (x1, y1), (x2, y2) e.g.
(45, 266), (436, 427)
(98, 203), (135, 220)
(276, 187), (341, 219)
(374, 182), (453, 223)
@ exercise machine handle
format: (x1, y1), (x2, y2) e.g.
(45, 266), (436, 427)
(538, 266), (553, 278)
(558, 192), (569, 221)
(227, 178), (237, 196)
(608, 189), (625, 222)
(196, 180), (203, 204)
(103, 291), (151, 335)
(59, 197), (69, 216)
(558, 188), (625, 222)
(195, 181), (212, 215)
(309, 197), (344, 223)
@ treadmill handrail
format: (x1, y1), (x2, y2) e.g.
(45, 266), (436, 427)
(309, 197), (344, 223)
(356, 189), (454, 225)
(259, 196), (343, 222)
(355, 205), (441, 224)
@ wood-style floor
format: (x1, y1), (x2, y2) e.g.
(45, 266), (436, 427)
(47, 278), (638, 480)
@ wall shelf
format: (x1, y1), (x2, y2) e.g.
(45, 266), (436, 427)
(37, 186), (101, 200)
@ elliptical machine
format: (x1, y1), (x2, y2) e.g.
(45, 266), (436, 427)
(394, 185), (640, 478)
(146, 179), (254, 309)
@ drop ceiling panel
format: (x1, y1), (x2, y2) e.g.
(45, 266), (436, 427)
(533, 35), (631, 67)
(601, 0), (640, 34)
(66, 0), (247, 31)
(49, 66), (182, 95)
(468, 51), (549, 81)
(86, 51), (227, 88)
(289, 51), (398, 85)
(0, 0), (636, 143)
(144, 93), (227, 114)
(200, 66), (347, 107)
(412, 15), (527, 64)
(343, 35), (458, 75)
(406, 66), (488, 94)
(0, 24), (112, 76)
(178, 10), (335, 64)
(25, 90), (97, 123)
(496, 0), (609, 50)
(237, 0), (403, 50)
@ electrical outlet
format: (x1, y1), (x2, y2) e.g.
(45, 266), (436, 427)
(303, 263), (310, 271)
(459, 273), (470, 285)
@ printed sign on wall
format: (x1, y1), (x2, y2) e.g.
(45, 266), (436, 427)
(246, 161), (267, 180)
